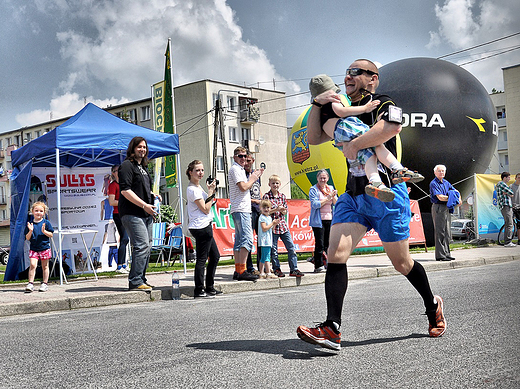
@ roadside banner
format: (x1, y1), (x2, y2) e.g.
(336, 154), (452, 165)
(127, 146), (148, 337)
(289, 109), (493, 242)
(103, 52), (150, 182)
(474, 173), (513, 238)
(31, 167), (113, 273)
(163, 40), (177, 187)
(212, 198), (426, 256)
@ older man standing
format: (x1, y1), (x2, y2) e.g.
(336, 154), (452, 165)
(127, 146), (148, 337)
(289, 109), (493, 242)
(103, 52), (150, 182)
(429, 165), (460, 261)
(228, 146), (264, 281)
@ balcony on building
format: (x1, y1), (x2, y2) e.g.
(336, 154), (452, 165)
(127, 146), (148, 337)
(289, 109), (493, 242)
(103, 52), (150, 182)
(239, 97), (260, 124)
(6, 145), (17, 157)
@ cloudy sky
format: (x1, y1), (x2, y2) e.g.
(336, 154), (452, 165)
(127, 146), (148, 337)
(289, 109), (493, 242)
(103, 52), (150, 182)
(1, 0), (519, 133)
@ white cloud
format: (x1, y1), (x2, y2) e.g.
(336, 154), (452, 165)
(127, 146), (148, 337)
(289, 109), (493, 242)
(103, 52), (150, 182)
(427, 0), (520, 91)
(16, 93), (129, 127)
(16, 0), (301, 127)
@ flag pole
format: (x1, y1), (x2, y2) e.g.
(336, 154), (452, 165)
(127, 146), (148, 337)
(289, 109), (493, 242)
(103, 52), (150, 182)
(167, 38), (187, 274)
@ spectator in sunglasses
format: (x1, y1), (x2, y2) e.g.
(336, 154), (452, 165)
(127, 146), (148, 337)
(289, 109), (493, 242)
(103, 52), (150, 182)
(228, 146), (264, 281)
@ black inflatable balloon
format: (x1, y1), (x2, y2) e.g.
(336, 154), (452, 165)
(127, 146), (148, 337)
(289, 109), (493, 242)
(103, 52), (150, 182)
(378, 58), (497, 199)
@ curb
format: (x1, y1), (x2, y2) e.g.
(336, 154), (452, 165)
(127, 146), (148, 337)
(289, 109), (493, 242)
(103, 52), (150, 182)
(1, 255), (518, 317)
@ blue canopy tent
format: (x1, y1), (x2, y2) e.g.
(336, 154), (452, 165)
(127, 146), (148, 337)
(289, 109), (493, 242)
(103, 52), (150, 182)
(5, 103), (180, 282)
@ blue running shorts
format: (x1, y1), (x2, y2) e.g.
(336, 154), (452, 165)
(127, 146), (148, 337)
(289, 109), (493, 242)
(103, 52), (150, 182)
(332, 182), (411, 242)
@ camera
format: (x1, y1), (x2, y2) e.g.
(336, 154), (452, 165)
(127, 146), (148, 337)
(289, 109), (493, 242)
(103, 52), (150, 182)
(260, 162), (266, 169)
(206, 175), (219, 186)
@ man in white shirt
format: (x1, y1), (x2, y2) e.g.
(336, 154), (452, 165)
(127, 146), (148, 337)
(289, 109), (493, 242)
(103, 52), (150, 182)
(228, 146), (264, 281)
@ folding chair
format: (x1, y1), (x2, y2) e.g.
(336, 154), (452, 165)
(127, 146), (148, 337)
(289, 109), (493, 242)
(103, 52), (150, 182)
(163, 225), (184, 266)
(151, 222), (167, 265)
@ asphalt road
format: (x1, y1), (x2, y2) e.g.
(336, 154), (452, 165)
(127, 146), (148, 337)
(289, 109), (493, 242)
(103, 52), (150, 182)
(1, 261), (519, 389)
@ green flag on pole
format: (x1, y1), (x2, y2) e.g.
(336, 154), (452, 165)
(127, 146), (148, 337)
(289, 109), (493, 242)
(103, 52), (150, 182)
(164, 40), (177, 187)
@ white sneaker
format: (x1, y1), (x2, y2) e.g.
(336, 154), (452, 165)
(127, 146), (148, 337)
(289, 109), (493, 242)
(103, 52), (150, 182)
(25, 283), (34, 293)
(504, 242), (516, 247)
(39, 283), (48, 292)
(116, 268), (127, 274)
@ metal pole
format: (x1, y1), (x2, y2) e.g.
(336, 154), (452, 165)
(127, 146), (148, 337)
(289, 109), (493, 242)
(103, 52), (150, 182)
(219, 96), (229, 193)
(55, 148), (63, 285)
(167, 38), (187, 274)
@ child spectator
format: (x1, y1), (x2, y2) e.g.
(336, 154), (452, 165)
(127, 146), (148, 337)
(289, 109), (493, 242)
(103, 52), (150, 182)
(309, 74), (423, 202)
(258, 199), (280, 279)
(263, 175), (304, 277)
(24, 201), (54, 292)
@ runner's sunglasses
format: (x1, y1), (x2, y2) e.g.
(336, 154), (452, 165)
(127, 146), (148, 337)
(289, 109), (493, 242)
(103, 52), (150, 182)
(346, 68), (378, 77)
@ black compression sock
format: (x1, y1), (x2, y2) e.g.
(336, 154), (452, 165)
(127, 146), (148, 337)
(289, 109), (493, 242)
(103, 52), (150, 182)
(325, 263), (348, 328)
(405, 260), (436, 312)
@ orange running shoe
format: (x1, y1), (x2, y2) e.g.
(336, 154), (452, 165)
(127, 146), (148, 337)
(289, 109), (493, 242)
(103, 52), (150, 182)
(297, 322), (341, 350)
(428, 295), (447, 337)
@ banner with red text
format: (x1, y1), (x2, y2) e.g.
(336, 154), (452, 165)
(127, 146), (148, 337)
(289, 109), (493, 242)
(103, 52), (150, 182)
(31, 167), (116, 273)
(211, 199), (425, 256)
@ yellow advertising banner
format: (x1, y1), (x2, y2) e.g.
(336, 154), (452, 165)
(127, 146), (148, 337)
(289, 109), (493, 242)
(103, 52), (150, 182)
(474, 173), (514, 237)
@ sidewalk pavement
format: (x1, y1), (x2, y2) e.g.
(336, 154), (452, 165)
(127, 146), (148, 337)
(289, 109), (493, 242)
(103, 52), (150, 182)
(1, 244), (518, 317)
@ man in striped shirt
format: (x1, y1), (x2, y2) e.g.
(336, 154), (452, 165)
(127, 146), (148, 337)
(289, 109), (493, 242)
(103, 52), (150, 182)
(496, 172), (515, 247)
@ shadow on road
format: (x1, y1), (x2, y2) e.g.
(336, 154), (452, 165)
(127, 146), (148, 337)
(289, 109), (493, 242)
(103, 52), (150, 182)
(187, 338), (336, 359)
(342, 332), (428, 347)
(186, 333), (428, 359)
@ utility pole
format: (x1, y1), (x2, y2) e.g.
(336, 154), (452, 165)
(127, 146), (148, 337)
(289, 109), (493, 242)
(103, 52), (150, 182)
(212, 98), (229, 194)
(212, 90), (247, 197)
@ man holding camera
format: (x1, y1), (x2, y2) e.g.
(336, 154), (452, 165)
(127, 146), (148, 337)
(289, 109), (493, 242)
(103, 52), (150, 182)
(228, 146), (264, 281)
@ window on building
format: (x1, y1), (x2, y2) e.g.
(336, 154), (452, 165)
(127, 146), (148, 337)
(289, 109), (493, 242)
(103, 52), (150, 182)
(212, 93), (219, 108)
(505, 155), (509, 165)
(229, 127), (238, 142)
(35, 130), (41, 138)
(14, 135), (20, 147)
(216, 156), (224, 171)
(1, 210), (6, 220)
(127, 109), (137, 123)
(227, 96), (237, 111)
(242, 127), (250, 141)
(141, 106), (151, 121)
(6, 137), (11, 146)
(503, 132), (508, 142)
(25, 133), (32, 143)
(218, 187), (227, 199)
(0, 139), (3, 149)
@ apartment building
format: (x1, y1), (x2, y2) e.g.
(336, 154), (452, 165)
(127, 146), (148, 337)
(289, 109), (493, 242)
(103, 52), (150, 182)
(488, 64), (520, 175)
(0, 80), (288, 244)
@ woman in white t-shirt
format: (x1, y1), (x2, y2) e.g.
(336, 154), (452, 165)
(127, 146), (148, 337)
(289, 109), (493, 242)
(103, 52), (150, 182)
(186, 160), (221, 298)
